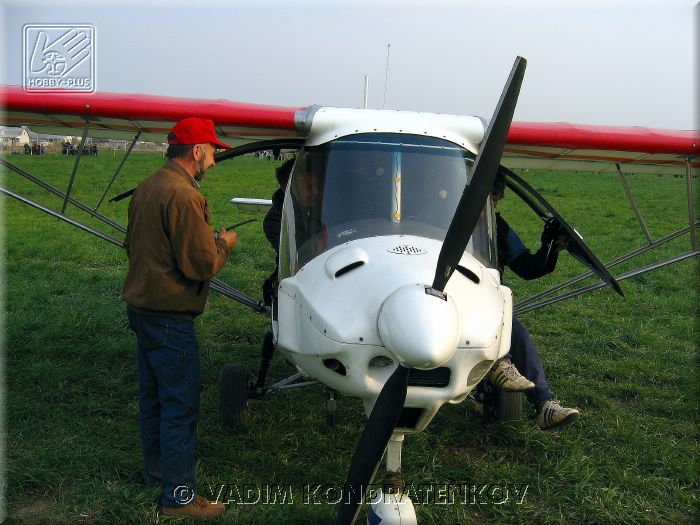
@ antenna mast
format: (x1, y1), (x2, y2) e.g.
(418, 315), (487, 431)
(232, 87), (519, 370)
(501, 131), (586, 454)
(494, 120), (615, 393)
(363, 75), (369, 109)
(382, 43), (391, 109)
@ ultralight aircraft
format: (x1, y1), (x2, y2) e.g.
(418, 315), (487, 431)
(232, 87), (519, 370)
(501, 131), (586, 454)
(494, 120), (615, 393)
(1, 57), (698, 524)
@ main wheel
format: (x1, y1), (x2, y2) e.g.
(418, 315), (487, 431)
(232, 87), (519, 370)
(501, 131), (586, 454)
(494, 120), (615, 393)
(220, 363), (251, 429)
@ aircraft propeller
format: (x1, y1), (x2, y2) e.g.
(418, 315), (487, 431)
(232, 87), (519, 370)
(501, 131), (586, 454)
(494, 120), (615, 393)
(336, 56), (527, 525)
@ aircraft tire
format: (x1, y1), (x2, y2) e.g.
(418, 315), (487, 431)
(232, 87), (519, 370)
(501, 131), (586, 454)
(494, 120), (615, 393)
(495, 388), (523, 421)
(220, 363), (251, 429)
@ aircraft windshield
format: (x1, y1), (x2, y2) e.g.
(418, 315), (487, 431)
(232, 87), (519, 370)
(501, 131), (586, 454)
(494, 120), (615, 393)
(280, 133), (497, 277)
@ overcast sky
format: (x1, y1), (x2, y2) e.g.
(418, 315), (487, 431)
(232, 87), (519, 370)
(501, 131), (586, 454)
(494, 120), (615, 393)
(0, 0), (697, 129)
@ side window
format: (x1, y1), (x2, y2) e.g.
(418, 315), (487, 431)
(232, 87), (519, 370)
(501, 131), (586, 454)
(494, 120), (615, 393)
(281, 149), (326, 275)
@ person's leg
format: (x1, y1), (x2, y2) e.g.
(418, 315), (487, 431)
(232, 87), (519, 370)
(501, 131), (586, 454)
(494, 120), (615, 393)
(510, 317), (579, 429)
(147, 317), (200, 509)
(128, 309), (162, 486)
(509, 317), (554, 411)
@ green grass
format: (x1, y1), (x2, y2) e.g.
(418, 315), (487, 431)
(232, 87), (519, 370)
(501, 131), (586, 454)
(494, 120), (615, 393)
(2, 152), (698, 524)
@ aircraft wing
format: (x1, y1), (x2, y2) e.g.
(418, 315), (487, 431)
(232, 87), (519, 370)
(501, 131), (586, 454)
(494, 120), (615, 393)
(3, 84), (697, 174)
(0, 85), (309, 145)
(504, 122), (699, 175)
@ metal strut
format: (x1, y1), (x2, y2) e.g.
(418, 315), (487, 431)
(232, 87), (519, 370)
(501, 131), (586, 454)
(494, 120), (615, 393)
(514, 249), (699, 315)
(1, 185), (124, 247)
(616, 163), (653, 244)
(266, 372), (319, 393)
(1, 184), (267, 314)
(515, 221), (700, 309)
(61, 118), (91, 215)
(94, 131), (141, 212)
(686, 157), (696, 250)
(0, 157), (126, 233)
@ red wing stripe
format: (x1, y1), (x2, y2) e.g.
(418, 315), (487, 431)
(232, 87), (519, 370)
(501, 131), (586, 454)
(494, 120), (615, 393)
(508, 122), (699, 155)
(504, 147), (700, 167)
(1, 85), (301, 130)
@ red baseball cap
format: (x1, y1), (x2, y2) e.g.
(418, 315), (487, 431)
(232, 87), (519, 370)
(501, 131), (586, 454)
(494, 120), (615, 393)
(168, 117), (231, 149)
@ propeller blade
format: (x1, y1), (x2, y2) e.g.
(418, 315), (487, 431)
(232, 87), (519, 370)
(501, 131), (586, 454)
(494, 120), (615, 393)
(336, 365), (410, 525)
(432, 57), (527, 292)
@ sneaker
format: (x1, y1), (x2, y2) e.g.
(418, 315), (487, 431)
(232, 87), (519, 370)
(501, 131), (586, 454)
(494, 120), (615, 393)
(489, 359), (535, 391)
(537, 400), (579, 430)
(161, 495), (226, 519)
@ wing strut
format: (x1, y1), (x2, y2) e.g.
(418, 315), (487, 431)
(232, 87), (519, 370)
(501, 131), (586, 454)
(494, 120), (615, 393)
(514, 220), (700, 310)
(1, 177), (266, 314)
(1, 185), (124, 246)
(94, 131), (141, 212)
(686, 157), (696, 250)
(61, 118), (91, 215)
(0, 157), (126, 233)
(616, 163), (652, 244)
(514, 249), (699, 315)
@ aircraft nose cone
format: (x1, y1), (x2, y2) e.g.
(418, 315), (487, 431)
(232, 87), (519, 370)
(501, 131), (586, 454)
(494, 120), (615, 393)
(377, 284), (460, 370)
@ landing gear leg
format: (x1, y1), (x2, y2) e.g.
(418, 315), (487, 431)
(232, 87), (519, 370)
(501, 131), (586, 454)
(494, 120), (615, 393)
(325, 389), (338, 427)
(367, 433), (417, 525)
(220, 331), (275, 429)
(255, 331), (275, 396)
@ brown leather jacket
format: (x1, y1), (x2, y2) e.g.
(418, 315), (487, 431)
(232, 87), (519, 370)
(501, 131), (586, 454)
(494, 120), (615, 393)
(122, 159), (230, 318)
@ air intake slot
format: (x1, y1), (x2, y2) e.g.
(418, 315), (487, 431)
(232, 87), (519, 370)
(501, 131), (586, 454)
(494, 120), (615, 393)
(456, 265), (480, 284)
(407, 367), (451, 387)
(325, 246), (369, 279)
(334, 260), (365, 278)
(323, 358), (347, 376)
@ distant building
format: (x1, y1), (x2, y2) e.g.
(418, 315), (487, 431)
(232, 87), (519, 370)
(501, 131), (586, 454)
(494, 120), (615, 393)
(0, 126), (23, 151)
(0, 126), (22, 145)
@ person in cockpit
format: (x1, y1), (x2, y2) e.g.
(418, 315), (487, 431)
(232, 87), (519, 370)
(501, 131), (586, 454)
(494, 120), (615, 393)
(490, 171), (579, 430)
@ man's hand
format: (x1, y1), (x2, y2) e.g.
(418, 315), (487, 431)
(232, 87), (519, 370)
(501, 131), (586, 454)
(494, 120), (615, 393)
(218, 229), (238, 250)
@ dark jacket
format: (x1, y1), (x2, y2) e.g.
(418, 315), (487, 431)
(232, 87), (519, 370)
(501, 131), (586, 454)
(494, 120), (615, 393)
(263, 188), (285, 252)
(496, 213), (558, 281)
(122, 159), (231, 318)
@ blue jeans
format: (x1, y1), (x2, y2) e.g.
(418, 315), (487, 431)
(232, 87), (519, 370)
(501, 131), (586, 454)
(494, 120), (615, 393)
(507, 317), (554, 412)
(127, 309), (200, 508)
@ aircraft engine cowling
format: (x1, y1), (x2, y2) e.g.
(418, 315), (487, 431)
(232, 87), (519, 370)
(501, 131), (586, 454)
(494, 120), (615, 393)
(377, 283), (460, 370)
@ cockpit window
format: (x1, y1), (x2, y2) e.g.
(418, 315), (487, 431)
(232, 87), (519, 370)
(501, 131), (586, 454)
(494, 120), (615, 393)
(279, 133), (497, 277)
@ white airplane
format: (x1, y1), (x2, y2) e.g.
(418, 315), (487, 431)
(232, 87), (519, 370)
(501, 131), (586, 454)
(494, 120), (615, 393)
(1, 56), (698, 525)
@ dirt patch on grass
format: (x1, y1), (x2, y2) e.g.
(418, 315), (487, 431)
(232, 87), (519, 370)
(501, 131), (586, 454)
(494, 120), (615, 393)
(10, 498), (52, 524)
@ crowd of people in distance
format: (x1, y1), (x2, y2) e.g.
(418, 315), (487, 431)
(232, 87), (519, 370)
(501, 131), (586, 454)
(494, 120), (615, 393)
(23, 142), (44, 155)
(20, 142), (99, 155)
(62, 141), (98, 156)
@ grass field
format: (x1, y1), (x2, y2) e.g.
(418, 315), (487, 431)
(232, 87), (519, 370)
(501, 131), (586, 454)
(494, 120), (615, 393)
(2, 152), (698, 524)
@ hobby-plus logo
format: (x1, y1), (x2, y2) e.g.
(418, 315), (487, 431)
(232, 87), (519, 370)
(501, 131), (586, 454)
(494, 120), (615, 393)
(23, 25), (95, 92)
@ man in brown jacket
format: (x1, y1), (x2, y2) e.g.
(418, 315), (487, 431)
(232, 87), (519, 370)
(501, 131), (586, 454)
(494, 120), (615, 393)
(123, 117), (237, 519)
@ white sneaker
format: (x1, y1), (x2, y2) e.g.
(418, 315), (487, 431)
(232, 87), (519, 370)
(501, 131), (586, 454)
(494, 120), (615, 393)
(489, 359), (535, 391)
(537, 400), (579, 430)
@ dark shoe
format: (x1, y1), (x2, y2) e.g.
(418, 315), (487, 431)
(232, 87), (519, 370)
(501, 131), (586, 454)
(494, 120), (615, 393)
(161, 496), (226, 519)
